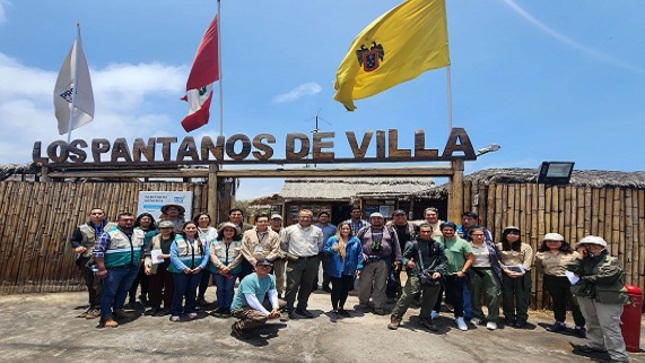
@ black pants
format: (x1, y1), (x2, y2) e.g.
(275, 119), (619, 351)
(434, 275), (465, 318)
(128, 265), (149, 302)
(78, 257), (102, 307)
(330, 275), (354, 310)
(198, 267), (212, 299)
(148, 265), (174, 310)
(544, 274), (585, 326)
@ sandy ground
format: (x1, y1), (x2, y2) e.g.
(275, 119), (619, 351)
(1, 287), (644, 363)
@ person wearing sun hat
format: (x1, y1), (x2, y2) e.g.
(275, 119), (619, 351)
(535, 232), (586, 337)
(567, 236), (630, 362)
(159, 204), (186, 233)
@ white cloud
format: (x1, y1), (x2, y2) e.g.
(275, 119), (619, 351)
(0, 52), (186, 163)
(272, 82), (322, 104)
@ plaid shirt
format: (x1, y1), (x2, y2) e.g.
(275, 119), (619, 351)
(344, 219), (370, 236)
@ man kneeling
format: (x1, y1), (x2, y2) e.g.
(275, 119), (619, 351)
(230, 259), (282, 339)
(388, 223), (447, 331)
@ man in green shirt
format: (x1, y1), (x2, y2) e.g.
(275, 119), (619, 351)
(432, 221), (474, 331)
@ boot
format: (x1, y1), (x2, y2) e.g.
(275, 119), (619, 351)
(388, 316), (401, 330)
(102, 315), (118, 328)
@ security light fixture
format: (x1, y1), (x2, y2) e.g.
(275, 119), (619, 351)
(537, 161), (574, 185)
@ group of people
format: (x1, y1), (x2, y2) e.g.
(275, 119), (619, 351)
(70, 205), (631, 362)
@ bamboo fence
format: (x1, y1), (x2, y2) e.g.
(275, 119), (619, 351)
(0, 181), (208, 294)
(464, 180), (644, 310)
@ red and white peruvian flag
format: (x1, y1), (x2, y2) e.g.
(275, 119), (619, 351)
(181, 15), (220, 132)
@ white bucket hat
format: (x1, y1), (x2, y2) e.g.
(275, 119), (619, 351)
(542, 233), (564, 242)
(575, 235), (607, 248)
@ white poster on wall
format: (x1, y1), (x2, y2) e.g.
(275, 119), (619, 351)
(137, 191), (193, 221)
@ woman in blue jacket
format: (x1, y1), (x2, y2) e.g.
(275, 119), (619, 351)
(169, 221), (209, 321)
(324, 222), (363, 319)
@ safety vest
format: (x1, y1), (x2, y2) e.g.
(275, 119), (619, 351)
(104, 226), (145, 268)
(78, 222), (117, 257)
(169, 235), (205, 273)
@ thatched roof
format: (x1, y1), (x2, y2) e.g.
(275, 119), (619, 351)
(0, 163), (40, 181)
(248, 194), (284, 207)
(280, 177), (435, 200)
(413, 168), (645, 199)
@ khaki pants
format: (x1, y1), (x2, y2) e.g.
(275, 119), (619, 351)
(273, 258), (287, 296)
(358, 259), (388, 309)
(232, 307), (269, 330)
(576, 296), (628, 362)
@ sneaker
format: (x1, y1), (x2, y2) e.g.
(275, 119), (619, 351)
(102, 315), (118, 328)
(138, 294), (149, 306)
(486, 321), (497, 330)
(114, 310), (135, 319)
(546, 321), (566, 333)
(329, 311), (338, 322)
(144, 308), (160, 316)
(338, 309), (351, 318)
(456, 317), (468, 331)
(85, 308), (101, 320)
(575, 345), (607, 353)
(514, 320), (526, 329)
(279, 311), (291, 322)
(210, 307), (224, 317)
(470, 317), (482, 325)
(322, 286), (332, 293)
(574, 326), (587, 338)
(170, 315), (180, 322)
(419, 317), (439, 332)
(159, 308), (171, 316)
(187, 312), (198, 319)
(373, 307), (387, 316)
(355, 304), (370, 313)
(197, 298), (209, 307)
(430, 310), (440, 320)
(295, 308), (314, 319)
(387, 316), (401, 330)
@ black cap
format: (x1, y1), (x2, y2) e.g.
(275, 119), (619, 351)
(256, 259), (273, 267)
(393, 209), (406, 216)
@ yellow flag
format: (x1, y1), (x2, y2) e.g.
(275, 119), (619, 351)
(334, 0), (450, 111)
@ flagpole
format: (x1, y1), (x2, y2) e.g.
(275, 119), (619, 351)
(217, 0), (223, 136)
(446, 65), (452, 132)
(67, 23), (82, 144)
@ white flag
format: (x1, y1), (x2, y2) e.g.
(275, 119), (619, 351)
(54, 32), (94, 135)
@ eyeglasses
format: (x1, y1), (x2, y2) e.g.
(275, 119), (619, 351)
(257, 265), (272, 269)
(419, 230), (433, 234)
(471, 234), (485, 237)
(507, 231), (520, 235)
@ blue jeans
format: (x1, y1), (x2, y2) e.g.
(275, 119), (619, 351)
(463, 283), (473, 320)
(171, 271), (202, 316)
(100, 265), (139, 317)
(214, 272), (236, 309)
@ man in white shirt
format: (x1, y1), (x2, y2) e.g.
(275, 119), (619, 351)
(280, 209), (324, 320)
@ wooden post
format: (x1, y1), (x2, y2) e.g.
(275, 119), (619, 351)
(208, 164), (219, 225)
(41, 166), (50, 182)
(448, 159), (464, 223)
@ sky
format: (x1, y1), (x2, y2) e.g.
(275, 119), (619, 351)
(1, 0), (644, 200)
